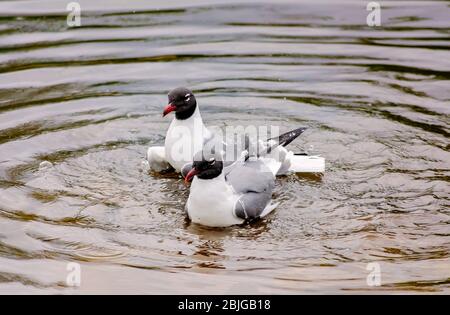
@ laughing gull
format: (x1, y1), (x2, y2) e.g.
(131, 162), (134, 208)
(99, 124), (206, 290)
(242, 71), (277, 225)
(146, 87), (325, 174)
(183, 150), (279, 227)
(147, 87), (213, 172)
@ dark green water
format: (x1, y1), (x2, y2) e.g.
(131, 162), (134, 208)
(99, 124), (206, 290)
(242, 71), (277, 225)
(0, 0), (449, 294)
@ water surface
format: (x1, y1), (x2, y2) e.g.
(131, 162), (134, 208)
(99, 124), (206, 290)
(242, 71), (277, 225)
(0, 0), (449, 294)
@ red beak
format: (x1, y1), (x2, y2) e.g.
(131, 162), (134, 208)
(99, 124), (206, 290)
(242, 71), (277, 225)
(163, 103), (176, 117)
(184, 168), (199, 184)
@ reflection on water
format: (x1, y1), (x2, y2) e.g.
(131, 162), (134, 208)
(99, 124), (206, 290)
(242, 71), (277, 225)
(0, 0), (449, 294)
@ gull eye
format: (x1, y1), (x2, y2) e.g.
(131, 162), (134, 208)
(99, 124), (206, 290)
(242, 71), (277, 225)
(184, 93), (191, 102)
(208, 158), (215, 165)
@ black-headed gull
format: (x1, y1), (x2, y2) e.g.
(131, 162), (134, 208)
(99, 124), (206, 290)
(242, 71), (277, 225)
(183, 150), (280, 227)
(147, 87), (325, 174)
(148, 87), (213, 172)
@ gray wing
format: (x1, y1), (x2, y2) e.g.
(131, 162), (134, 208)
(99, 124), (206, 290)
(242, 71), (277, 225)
(225, 160), (275, 220)
(203, 130), (246, 166)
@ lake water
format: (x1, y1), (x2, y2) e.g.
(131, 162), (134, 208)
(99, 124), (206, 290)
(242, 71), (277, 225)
(0, 0), (449, 294)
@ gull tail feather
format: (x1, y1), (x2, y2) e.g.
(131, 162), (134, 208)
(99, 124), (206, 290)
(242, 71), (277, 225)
(260, 202), (279, 218)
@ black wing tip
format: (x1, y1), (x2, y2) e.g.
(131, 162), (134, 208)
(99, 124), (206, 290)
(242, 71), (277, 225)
(277, 127), (307, 147)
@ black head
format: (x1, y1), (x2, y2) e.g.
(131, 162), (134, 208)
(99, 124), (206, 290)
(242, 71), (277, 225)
(184, 151), (223, 183)
(163, 87), (197, 120)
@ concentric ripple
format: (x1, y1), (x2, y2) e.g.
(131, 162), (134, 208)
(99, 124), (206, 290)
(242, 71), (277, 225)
(0, 0), (449, 294)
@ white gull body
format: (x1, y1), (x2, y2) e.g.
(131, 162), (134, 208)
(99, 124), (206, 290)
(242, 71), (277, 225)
(187, 173), (243, 227)
(147, 102), (325, 174)
(186, 158), (280, 228)
(148, 106), (213, 172)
